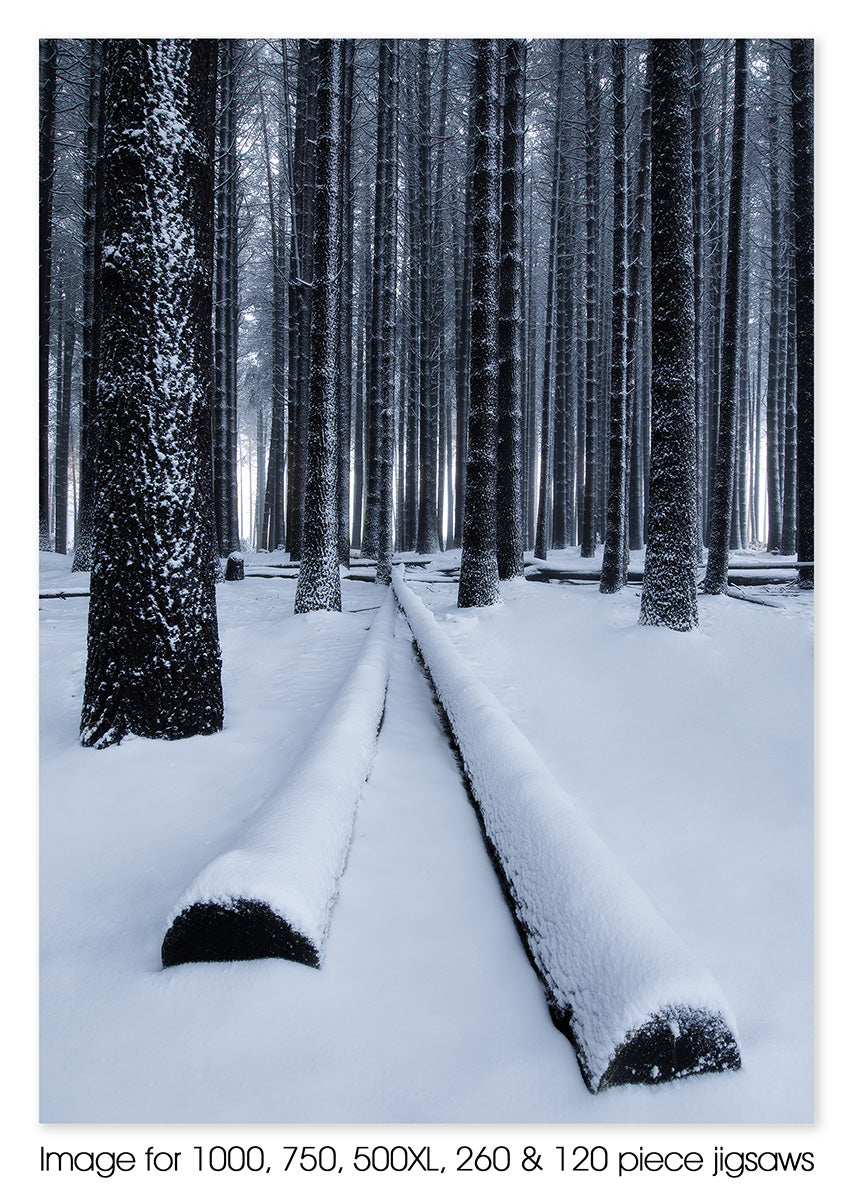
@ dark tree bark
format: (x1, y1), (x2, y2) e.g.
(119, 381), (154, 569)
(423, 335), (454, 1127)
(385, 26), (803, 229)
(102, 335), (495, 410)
(600, 39), (629, 593)
(351, 238), (367, 553)
(256, 46), (287, 552)
(295, 39), (343, 612)
(415, 40), (440, 555)
(580, 40), (601, 558)
(496, 38), (526, 580)
(54, 290), (76, 555)
(337, 39), (356, 567)
(458, 39), (501, 609)
(286, 41), (318, 560)
(39, 39), (57, 552)
(639, 39), (699, 631)
(780, 265), (798, 555)
(80, 38), (223, 747)
(454, 133), (474, 551)
(534, 41), (565, 562)
(374, 40), (399, 586)
(72, 39), (103, 573)
(790, 38), (814, 588)
(689, 39), (707, 558)
(213, 39), (242, 556)
(434, 40), (452, 550)
(705, 39), (748, 594)
(764, 46), (786, 553)
(627, 71), (651, 552)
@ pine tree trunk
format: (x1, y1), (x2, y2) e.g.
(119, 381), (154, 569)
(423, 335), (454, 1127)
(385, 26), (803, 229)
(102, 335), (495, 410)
(72, 39), (103, 573)
(256, 48), (287, 552)
(639, 39), (699, 631)
(780, 261), (798, 554)
(337, 40), (355, 567)
(213, 39), (241, 556)
(764, 56), (785, 553)
(458, 39), (501, 609)
(580, 42), (600, 558)
(534, 42), (565, 562)
(790, 38), (813, 587)
(454, 140), (473, 551)
(375, 40), (399, 586)
(705, 40), (748, 594)
(600, 39), (629, 593)
(627, 71), (651, 552)
(496, 38), (526, 579)
(295, 39), (343, 612)
(286, 42), (318, 560)
(54, 292), (76, 555)
(689, 39), (707, 559)
(80, 38), (223, 747)
(416, 40), (440, 555)
(39, 39), (57, 551)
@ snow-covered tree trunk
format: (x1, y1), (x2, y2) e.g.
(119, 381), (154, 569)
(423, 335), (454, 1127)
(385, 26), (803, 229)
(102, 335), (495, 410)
(458, 39), (501, 609)
(53, 291), (76, 555)
(780, 266), (798, 556)
(295, 39), (343, 613)
(764, 46), (785, 554)
(533, 41), (565, 563)
(790, 37), (813, 588)
(213, 39), (241, 557)
(580, 41), (600, 559)
(627, 76), (651, 553)
(494, 37), (527, 576)
(72, 39), (103, 573)
(705, 39), (748, 595)
(496, 38), (526, 579)
(337, 39), (356, 568)
(286, 41), (318, 561)
(600, 39), (629, 593)
(639, 39), (699, 631)
(415, 40), (440, 556)
(80, 38), (223, 747)
(39, 38), (57, 552)
(255, 46), (286, 552)
(689, 39), (707, 559)
(453, 145), (473, 551)
(374, 40), (399, 587)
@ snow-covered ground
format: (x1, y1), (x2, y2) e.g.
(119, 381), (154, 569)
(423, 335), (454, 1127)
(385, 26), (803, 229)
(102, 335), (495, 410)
(38, 547), (812, 1124)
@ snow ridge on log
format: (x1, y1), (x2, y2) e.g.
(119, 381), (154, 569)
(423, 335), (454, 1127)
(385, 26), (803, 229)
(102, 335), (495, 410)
(391, 567), (740, 1093)
(161, 588), (397, 968)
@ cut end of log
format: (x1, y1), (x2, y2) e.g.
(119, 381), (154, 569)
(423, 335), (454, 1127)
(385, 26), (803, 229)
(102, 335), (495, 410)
(558, 1002), (741, 1093)
(161, 898), (320, 969)
(224, 553), (245, 581)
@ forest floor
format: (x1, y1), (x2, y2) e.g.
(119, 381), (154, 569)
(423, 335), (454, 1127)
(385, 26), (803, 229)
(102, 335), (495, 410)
(38, 546), (813, 1125)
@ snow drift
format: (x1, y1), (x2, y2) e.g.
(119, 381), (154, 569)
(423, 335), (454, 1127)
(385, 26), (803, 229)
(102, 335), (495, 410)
(391, 567), (740, 1093)
(161, 587), (397, 968)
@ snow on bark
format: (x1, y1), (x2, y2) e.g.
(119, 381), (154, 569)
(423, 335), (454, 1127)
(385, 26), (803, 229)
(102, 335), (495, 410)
(79, 39), (223, 748)
(295, 39), (343, 614)
(393, 567), (740, 1092)
(704, 39), (748, 595)
(639, 40), (700, 631)
(496, 39), (525, 581)
(790, 39), (814, 589)
(458, 39), (501, 609)
(600, 39), (629, 594)
(161, 588), (397, 967)
(374, 39), (399, 586)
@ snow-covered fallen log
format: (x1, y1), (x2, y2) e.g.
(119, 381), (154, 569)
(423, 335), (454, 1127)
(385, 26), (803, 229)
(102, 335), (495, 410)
(391, 567), (740, 1093)
(161, 588), (397, 969)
